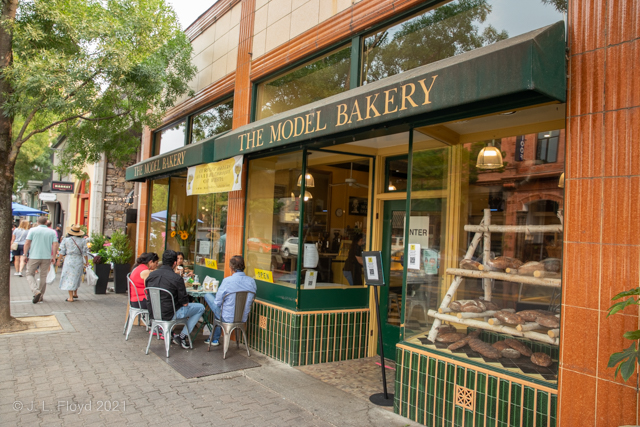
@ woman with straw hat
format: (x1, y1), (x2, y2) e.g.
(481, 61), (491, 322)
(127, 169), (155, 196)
(57, 225), (89, 302)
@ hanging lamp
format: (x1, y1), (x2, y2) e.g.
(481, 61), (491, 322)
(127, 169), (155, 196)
(388, 181), (397, 191)
(303, 190), (313, 201)
(476, 140), (504, 170)
(297, 173), (315, 187)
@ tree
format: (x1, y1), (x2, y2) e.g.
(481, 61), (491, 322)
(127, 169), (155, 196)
(0, 0), (196, 330)
(12, 117), (53, 195)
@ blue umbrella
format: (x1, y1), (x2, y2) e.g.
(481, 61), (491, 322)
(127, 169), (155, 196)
(12, 202), (47, 216)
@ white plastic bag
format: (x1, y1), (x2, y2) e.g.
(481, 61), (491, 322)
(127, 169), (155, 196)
(45, 265), (56, 285)
(85, 265), (98, 287)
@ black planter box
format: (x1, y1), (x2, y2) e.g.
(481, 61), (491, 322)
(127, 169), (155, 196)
(114, 264), (131, 294)
(94, 264), (110, 294)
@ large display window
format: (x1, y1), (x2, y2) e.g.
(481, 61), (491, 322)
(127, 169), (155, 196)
(147, 178), (169, 255)
(403, 105), (565, 383)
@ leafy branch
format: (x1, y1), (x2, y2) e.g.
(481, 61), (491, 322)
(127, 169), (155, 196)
(606, 287), (640, 383)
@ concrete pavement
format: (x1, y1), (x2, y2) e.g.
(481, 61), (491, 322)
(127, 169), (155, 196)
(1, 271), (418, 427)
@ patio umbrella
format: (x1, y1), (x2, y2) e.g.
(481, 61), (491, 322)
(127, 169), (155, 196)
(12, 202), (47, 216)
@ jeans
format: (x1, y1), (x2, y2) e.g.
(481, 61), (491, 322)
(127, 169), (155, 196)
(343, 270), (354, 286)
(173, 303), (205, 336)
(203, 293), (222, 342)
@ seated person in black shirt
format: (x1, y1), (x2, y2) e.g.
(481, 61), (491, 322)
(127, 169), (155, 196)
(146, 250), (205, 349)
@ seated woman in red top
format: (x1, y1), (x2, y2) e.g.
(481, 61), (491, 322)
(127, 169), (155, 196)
(129, 252), (159, 309)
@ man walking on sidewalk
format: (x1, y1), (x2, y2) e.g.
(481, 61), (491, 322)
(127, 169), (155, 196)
(23, 216), (59, 304)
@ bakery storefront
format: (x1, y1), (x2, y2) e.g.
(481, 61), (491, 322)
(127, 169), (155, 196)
(129, 3), (568, 424)
(214, 22), (566, 427)
(126, 98), (234, 283)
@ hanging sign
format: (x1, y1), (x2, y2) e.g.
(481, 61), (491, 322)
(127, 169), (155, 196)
(408, 216), (430, 248)
(204, 258), (218, 269)
(407, 244), (421, 270)
(51, 181), (75, 193)
(363, 251), (385, 286)
(516, 135), (525, 161)
(186, 155), (243, 196)
(254, 268), (274, 283)
(303, 270), (318, 289)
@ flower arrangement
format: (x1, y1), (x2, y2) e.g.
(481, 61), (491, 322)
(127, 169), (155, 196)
(106, 230), (133, 265)
(172, 217), (196, 247)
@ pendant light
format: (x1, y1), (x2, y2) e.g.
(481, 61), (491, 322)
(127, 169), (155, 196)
(297, 173), (315, 187)
(388, 181), (397, 191)
(303, 190), (313, 201)
(558, 173), (565, 188)
(476, 140), (504, 170)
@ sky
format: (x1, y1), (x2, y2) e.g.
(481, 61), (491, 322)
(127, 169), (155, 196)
(166, 0), (218, 30)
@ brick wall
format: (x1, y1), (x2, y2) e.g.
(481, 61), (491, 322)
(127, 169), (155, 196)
(559, 1), (640, 426)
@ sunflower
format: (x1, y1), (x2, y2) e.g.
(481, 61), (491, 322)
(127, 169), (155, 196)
(181, 232), (189, 240)
(171, 231), (176, 238)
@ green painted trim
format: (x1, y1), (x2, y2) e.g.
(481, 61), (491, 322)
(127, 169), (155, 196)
(397, 340), (558, 390)
(297, 148), (307, 305)
(400, 130), (414, 343)
(298, 287), (369, 311)
(193, 265), (224, 281)
(250, 83), (258, 123)
(384, 154), (408, 193)
(213, 22), (566, 161)
(350, 36), (361, 90)
(255, 280), (297, 310)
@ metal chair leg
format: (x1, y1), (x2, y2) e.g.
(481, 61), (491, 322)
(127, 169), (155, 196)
(235, 329), (240, 349)
(222, 328), (231, 359)
(241, 327), (250, 357)
(125, 313), (136, 341)
(145, 324), (155, 355)
(123, 315), (128, 335)
(163, 326), (171, 358)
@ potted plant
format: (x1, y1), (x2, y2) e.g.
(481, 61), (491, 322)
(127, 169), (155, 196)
(606, 287), (639, 383)
(171, 217), (196, 262)
(88, 233), (110, 294)
(106, 230), (134, 294)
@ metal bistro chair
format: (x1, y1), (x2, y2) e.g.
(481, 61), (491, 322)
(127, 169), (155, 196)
(145, 287), (193, 358)
(123, 273), (149, 340)
(208, 291), (256, 359)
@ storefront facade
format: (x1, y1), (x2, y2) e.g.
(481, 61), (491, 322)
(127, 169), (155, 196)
(126, 1), (639, 426)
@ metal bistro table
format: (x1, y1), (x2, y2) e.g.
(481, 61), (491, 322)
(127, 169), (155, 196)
(186, 288), (217, 340)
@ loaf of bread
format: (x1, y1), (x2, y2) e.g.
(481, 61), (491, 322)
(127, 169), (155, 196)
(478, 298), (500, 311)
(495, 311), (525, 325)
(485, 257), (508, 271)
(494, 256), (524, 269)
(492, 341), (510, 351)
(504, 338), (533, 356)
(501, 348), (521, 359)
(460, 259), (483, 271)
(468, 339), (501, 359)
(517, 261), (545, 276)
(437, 325), (457, 334)
(517, 310), (543, 322)
(436, 332), (466, 343)
(530, 352), (553, 367)
(535, 314), (560, 329)
(449, 300), (486, 313)
(541, 258), (562, 273)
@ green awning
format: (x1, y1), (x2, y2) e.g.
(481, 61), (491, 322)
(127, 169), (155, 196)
(125, 134), (220, 182)
(213, 21), (566, 161)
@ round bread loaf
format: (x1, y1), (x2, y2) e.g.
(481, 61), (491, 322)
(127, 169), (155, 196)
(504, 338), (533, 356)
(501, 348), (521, 359)
(492, 341), (510, 351)
(495, 311), (525, 325)
(437, 325), (457, 334)
(478, 298), (500, 311)
(535, 314), (560, 329)
(447, 340), (468, 351)
(436, 332), (466, 343)
(516, 310), (541, 322)
(468, 339), (501, 359)
(531, 352), (553, 367)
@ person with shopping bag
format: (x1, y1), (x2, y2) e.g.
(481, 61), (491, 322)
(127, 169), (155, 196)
(56, 225), (89, 302)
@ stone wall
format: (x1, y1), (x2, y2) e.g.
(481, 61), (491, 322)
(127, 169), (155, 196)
(103, 154), (137, 237)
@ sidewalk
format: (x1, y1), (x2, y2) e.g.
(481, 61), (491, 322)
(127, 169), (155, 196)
(1, 272), (419, 427)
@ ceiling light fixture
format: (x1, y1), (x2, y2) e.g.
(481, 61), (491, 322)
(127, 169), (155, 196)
(388, 182), (397, 191)
(297, 173), (315, 187)
(303, 190), (313, 201)
(476, 139), (504, 170)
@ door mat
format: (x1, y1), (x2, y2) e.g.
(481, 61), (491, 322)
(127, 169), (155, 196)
(149, 337), (260, 379)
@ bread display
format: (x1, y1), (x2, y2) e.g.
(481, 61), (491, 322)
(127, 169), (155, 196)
(478, 298), (500, 311)
(517, 310), (543, 322)
(530, 352), (553, 367)
(485, 257), (508, 271)
(494, 311), (525, 325)
(501, 348), (521, 359)
(436, 332), (466, 343)
(517, 261), (545, 276)
(541, 258), (562, 273)
(494, 256), (524, 269)
(504, 339), (533, 357)
(468, 339), (501, 359)
(460, 259), (483, 271)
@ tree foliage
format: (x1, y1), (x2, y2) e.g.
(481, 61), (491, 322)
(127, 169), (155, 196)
(12, 116), (53, 193)
(5, 0), (197, 175)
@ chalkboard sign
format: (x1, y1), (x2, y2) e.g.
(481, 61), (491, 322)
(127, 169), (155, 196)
(362, 251), (385, 286)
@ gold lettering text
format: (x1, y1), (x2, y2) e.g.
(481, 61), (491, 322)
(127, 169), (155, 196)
(294, 116), (305, 137)
(365, 94), (381, 119)
(282, 120), (294, 140)
(417, 75), (438, 105)
(304, 113), (315, 134)
(270, 123), (282, 143)
(383, 88), (398, 115)
(316, 111), (327, 131)
(348, 100), (363, 123)
(400, 83), (418, 111)
(336, 104), (348, 126)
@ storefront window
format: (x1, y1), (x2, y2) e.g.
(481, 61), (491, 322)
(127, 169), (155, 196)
(166, 174), (198, 266)
(153, 121), (186, 156)
(536, 130), (560, 163)
(190, 99), (234, 143)
(147, 178), (169, 256)
(362, 0), (565, 85)
(245, 151), (303, 287)
(194, 193), (227, 270)
(300, 153), (371, 289)
(255, 46), (351, 121)
(385, 156), (408, 193)
(405, 113), (565, 383)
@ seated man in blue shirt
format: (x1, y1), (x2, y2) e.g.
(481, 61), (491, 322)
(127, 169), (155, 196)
(203, 255), (257, 346)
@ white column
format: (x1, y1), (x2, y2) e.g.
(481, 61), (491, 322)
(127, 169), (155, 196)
(88, 154), (107, 235)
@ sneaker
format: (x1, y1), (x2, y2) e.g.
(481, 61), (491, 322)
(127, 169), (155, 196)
(172, 334), (190, 349)
(32, 293), (41, 304)
(204, 337), (219, 346)
(13, 272), (20, 276)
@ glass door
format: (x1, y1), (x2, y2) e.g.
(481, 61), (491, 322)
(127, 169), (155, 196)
(379, 199), (406, 360)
